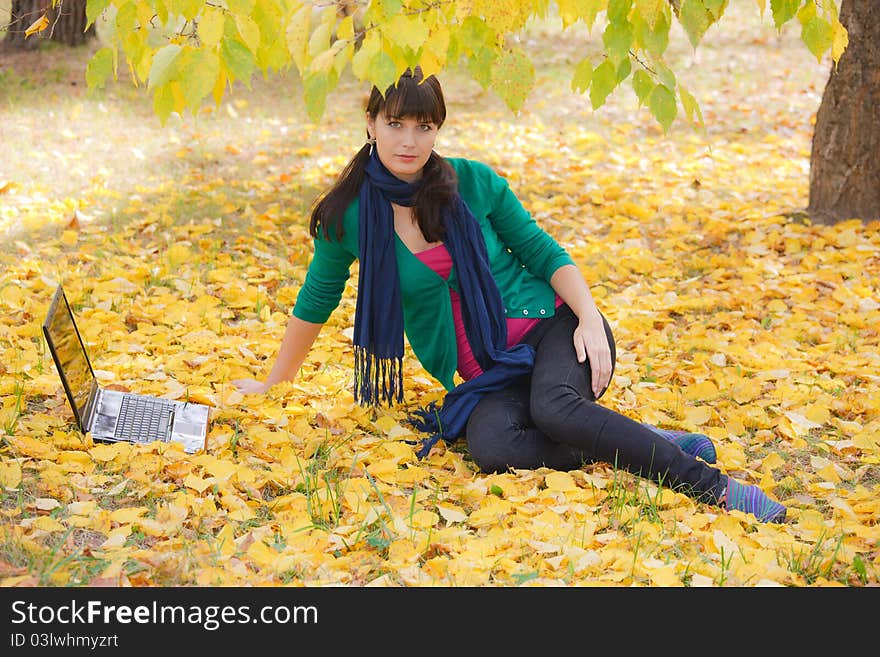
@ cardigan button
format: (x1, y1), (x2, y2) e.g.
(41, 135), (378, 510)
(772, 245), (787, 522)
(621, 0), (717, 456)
(539, 308), (546, 315)
(522, 309), (529, 316)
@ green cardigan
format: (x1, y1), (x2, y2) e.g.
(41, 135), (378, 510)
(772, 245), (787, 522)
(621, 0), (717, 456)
(292, 157), (575, 391)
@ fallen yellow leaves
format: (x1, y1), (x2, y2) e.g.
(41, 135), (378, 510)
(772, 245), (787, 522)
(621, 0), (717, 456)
(1, 41), (879, 587)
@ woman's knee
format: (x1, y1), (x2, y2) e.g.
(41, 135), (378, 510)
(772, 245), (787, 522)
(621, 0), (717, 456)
(529, 379), (583, 433)
(465, 431), (510, 474)
(466, 388), (530, 473)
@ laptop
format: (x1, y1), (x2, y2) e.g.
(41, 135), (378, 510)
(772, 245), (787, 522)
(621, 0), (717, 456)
(42, 285), (211, 453)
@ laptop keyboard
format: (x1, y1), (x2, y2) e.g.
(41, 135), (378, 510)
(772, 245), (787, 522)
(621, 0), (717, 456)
(114, 396), (175, 442)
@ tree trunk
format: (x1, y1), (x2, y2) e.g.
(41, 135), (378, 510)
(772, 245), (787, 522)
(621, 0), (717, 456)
(3, 0), (96, 49)
(807, 0), (880, 225)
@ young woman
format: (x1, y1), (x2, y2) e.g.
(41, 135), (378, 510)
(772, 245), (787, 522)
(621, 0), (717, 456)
(233, 68), (786, 524)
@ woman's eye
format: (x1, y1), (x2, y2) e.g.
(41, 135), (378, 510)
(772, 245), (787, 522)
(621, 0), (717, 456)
(420, 124), (433, 131)
(388, 121), (400, 128)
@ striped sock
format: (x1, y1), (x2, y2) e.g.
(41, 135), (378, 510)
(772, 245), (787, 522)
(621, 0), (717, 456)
(642, 423), (717, 464)
(719, 479), (787, 524)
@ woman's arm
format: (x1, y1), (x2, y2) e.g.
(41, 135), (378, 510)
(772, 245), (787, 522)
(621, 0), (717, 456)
(550, 264), (613, 398)
(233, 315), (324, 394)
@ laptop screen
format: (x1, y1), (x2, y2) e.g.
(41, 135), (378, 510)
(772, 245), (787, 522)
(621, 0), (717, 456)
(42, 287), (96, 430)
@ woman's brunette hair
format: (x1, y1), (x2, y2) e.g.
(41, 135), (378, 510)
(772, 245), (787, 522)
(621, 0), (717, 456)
(309, 67), (458, 242)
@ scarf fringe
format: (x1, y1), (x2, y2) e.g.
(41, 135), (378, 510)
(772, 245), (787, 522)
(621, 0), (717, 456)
(353, 345), (404, 407)
(406, 401), (445, 460)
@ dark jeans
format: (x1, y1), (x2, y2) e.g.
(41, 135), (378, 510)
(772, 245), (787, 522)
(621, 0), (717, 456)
(465, 304), (725, 503)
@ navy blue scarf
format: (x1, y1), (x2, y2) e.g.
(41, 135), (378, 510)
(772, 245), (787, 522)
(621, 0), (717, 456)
(354, 150), (535, 458)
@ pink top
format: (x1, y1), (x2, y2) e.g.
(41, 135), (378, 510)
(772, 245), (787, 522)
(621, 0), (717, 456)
(415, 243), (561, 381)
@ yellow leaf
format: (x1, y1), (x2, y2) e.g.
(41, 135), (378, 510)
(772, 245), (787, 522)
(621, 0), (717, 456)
(31, 516), (66, 532)
(0, 461), (22, 489)
(831, 17), (848, 62)
(468, 496), (512, 528)
(1, 284), (24, 308)
(804, 404), (831, 425)
(89, 443), (127, 462)
(409, 510), (439, 529)
(684, 380), (719, 401)
(57, 450), (94, 473)
(166, 243), (191, 266)
(437, 503), (467, 524)
(61, 230), (78, 246)
(34, 498), (61, 511)
(24, 14), (49, 37)
(544, 471), (578, 492)
(817, 463), (841, 483)
(101, 526), (132, 549)
(761, 452), (785, 470)
(245, 539), (278, 567)
(202, 457), (238, 481)
(684, 405), (712, 426)
(110, 507), (148, 524)
(184, 472), (212, 493)
(366, 458), (398, 482)
(67, 501), (98, 516)
(648, 565), (682, 586)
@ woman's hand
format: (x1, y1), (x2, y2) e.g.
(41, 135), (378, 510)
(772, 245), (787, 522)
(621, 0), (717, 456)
(573, 314), (613, 399)
(232, 378), (270, 395)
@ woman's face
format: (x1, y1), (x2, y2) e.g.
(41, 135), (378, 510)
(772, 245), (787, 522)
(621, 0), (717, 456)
(366, 110), (438, 182)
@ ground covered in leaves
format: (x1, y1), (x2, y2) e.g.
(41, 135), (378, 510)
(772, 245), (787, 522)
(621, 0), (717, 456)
(1, 6), (878, 587)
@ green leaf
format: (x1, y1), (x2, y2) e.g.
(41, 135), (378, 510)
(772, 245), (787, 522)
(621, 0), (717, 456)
(86, 47), (113, 90)
(155, 0), (168, 24)
(307, 19), (333, 58)
(704, 0), (728, 20)
(286, 3), (312, 74)
(603, 20), (634, 65)
(631, 68), (654, 106)
(571, 57), (592, 94)
(634, 7), (669, 57)
(796, 0), (816, 25)
(115, 1), (137, 34)
(616, 57), (631, 83)
(583, 0), (606, 31)
(634, 0), (665, 28)
(385, 14), (430, 52)
(381, 0), (402, 16)
(589, 59), (618, 110)
(490, 485), (504, 497)
(802, 16), (832, 62)
(459, 16), (494, 56)
(648, 83), (676, 132)
(368, 50), (398, 96)
(236, 15), (261, 53)
(770, 0), (800, 30)
(152, 83), (175, 125)
(678, 83), (704, 127)
(180, 0), (202, 21)
(85, 0), (110, 28)
(490, 47), (535, 113)
(679, 0), (712, 48)
(252, 0), (281, 45)
(227, 0), (255, 14)
(303, 72), (330, 121)
(351, 31), (380, 80)
(147, 44), (182, 90)
(467, 48), (495, 89)
(222, 38), (255, 86)
(180, 48), (220, 108)
(607, 0), (632, 24)
(199, 7), (225, 48)
(653, 58), (676, 90)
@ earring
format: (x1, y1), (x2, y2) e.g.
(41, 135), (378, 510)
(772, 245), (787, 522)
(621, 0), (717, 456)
(366, 136), (376, 155)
